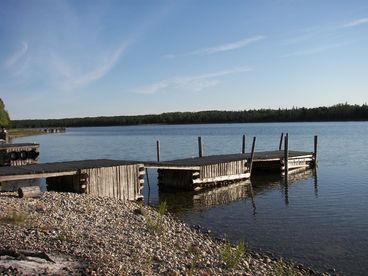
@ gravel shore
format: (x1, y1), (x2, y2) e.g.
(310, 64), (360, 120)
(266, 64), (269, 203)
(0, 192), (331, 275)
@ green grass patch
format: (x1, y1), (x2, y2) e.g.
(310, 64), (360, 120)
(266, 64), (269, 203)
(8, 128), (45, 139)
(142, 201), (168, 237)
(275, 258), (299, 276)
(220, 239), (246, 269)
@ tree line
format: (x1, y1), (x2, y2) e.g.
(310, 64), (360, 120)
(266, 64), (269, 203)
(11, 103), (368, 128)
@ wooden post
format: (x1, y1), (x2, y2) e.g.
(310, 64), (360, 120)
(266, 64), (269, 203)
(314, 135), (318, 160)
(156, 140), (160, 162)
(18, 186), (41, 198)
(242, 134), (246, 154)
(198, 136), (203, 157)
(284, 133), (289, 175)
(248, 136), (257, 174)
(279, 132), (284, 151)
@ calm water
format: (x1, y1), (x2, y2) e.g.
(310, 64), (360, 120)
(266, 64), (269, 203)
(14, 122), (368, 275)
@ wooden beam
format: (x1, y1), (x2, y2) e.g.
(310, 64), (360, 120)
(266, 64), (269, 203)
(156, 140), (160, 162)
(198, 136), (203, 157)
(0, 171), (77, 182)
(279, 133), (284, 151)
(18, 186), (41, 198)
(284, 133), (289, 174)
(248, 136), (257, 174)
(242, 134), (246, 154)
(193, 172), (250, 184)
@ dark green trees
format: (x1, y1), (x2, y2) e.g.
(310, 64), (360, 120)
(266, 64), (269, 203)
(0, 98), (11, 128)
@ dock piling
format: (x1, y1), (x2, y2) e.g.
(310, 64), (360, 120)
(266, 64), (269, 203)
(242, 134), (246, 154)
(249, 137), (257, 174)
(198, 136), (203, 157)
(279, 133), (284, 151)
(156, 140), (160, 162)
(314, 135), (318, 160)
(284, 133), (289, 174)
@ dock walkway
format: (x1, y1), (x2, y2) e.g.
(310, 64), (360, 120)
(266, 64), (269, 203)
(0, 151), (315, 199)
(0, 159), (144, 201)
(145, 150), (314, 191)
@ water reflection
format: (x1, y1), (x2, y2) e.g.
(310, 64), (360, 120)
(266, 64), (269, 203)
(158, 168), (317, 215)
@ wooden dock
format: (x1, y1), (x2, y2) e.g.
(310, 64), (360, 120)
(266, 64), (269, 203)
(145, 150), (315, 191)
(0, 159), (144, 201)
(0, 134), (317, 201)
(0, 143), (40, 167)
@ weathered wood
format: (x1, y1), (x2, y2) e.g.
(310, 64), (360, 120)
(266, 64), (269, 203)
(242, 134), (246, 154)
(193, 173), (250, 184)
(248, 137), (257, 174)
(284, 133), (289, 174)
(0, 143), (40, 166)
(198, 136), (203, 157)
(156, 140), (160, 162)
(18, 186), (41, 198)
(314, 135), (318, 160)
(279, 133), (284, 151)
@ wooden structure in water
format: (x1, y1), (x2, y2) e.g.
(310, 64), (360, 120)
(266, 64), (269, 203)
(147, 155), (251, 191)
(0, 160), (144, 201)
(251, 150), (315, 175)
(0, 143), (39, 167)
(147, 134), (317, 191)
(146, 150), (315, 191)
(0, 134), (317, 201)
(42, 127), (66, 134)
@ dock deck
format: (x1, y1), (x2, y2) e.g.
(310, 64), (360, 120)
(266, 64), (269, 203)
(145, 150), (315, 191)
(0, 149), (316, 199)
(0, 159), (144, 201)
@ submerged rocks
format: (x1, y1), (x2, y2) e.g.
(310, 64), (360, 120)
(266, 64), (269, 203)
(0, 191), (327, 275)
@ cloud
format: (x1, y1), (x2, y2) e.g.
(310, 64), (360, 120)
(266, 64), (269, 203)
(4, 42), (28, 68)
(65, 42), (129, 89)
(280, 41), (353, 58)
(137, 66), (251, 94)
(343, 18), (368, 28)
(165, 36), (265, 58)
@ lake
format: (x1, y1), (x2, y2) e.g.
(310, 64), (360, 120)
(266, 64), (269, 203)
(13, 122), (368, 275)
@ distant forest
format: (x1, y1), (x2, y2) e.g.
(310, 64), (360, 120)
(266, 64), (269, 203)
(12, 103), (368, 128)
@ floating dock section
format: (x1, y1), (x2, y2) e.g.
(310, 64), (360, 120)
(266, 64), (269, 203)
(147, 154), (250, 191)
(251, 150), (315, 174)
(0, 143), (40, 167)
(0, 159), (144, 201)
(147, 150), (315, 191)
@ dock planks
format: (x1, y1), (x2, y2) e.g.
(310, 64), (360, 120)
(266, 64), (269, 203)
(0, 149), (316, 199)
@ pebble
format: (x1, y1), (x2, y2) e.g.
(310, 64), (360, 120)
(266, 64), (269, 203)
(0, 191), (330, 275)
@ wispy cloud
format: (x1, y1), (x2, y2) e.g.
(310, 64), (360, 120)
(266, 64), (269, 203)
(4, 41), (28, 68)
(165, 36), (265, 58)
(63, 42), (129, 89)
(137, 66), (251, 94)
(343, 18), (368, 28)
(280, 41), (353, 58)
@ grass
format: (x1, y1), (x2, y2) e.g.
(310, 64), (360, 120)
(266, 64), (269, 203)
(0, 210), (27, 225)
(8, 128), (45, 139)
(142, 201), (168, 237)
(275, 258), (299, 276)
(220, 239), (246, 269)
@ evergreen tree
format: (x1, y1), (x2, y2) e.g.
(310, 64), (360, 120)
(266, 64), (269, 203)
(0, 98), (11, 128)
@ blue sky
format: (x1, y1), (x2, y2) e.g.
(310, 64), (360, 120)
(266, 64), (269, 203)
(1, 0), (367, 119)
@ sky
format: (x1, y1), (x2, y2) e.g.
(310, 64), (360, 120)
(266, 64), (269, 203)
(0, 0), (367, 120)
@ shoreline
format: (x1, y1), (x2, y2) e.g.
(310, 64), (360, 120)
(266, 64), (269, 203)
(0, 192), (334, 275)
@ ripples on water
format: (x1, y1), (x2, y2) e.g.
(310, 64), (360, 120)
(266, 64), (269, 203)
(12, 122), (368, 275)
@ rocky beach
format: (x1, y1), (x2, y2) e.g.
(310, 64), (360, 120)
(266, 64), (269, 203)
(0, 191), (333, 275)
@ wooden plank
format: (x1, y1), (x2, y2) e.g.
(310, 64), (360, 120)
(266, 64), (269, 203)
(193, 172), (250, 184)
(0, 171), (77, 182)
